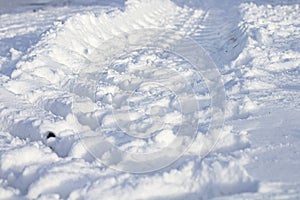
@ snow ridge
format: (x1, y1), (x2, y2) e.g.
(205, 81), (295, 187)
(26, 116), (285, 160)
(5, 0), (298, 199)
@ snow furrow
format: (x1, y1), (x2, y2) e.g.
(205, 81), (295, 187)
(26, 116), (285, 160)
(3, 0), (292, 199)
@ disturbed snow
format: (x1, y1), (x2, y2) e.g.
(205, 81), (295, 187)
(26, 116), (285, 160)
(0, 0), (300, 199)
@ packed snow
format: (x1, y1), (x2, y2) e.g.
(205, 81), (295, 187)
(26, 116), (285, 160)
(0, 0), (300, 199)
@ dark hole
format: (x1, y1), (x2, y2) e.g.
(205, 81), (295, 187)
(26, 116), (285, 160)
(46, 131), (56, 139)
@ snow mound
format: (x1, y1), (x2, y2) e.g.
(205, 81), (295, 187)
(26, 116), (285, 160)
(0, 0), (274, 198)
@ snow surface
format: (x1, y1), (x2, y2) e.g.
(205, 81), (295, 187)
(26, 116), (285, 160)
(0, 0), (300, 199)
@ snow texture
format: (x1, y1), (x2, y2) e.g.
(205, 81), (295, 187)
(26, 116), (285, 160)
(0, 0), (300, 199)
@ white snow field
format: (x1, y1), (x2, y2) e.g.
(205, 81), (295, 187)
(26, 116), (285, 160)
(0, 0), (300, 199)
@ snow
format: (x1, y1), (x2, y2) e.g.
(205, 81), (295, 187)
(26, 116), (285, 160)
(0, 0), (300, 199)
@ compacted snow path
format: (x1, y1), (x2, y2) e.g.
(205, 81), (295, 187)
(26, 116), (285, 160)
(0, 0), (299, 199)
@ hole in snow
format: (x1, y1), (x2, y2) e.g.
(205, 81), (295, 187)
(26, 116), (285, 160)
(46, 131), (56, 139)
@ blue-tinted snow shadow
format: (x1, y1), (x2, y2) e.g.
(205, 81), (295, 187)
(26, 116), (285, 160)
(172, 0), (248, 69)
(172, 0), (300, 68)
(0, 0), (125, 14)
(0, 1), (125, 77)
(0, 32), (41, 77)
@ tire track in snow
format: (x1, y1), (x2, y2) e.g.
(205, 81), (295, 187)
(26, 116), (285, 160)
(0, 0), (258, 198)
(189, 2), (248, 68)
(3, 0), (200, 157)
